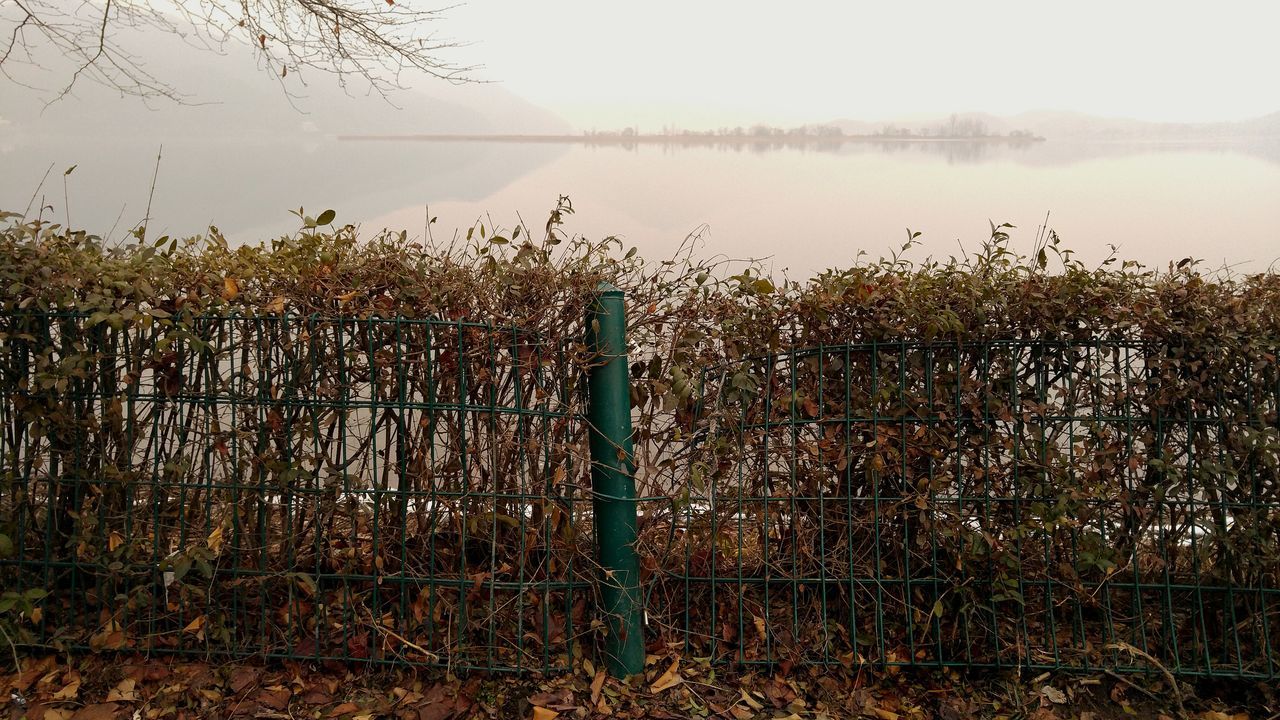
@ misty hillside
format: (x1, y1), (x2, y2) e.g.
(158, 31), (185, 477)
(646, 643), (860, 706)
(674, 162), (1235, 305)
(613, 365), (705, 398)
(828, 110), (1280, 140)
(0, 24), (569, 139)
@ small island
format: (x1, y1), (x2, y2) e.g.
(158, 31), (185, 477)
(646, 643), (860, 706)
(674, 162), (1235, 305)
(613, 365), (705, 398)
(338, 117), (1045, 146)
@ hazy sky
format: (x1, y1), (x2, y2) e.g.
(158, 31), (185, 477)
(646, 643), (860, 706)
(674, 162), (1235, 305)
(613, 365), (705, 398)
(440, 1), (1280, 129)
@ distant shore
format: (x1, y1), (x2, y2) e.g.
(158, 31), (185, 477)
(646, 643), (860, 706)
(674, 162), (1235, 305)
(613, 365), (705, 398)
(336, 132), (1048, 144)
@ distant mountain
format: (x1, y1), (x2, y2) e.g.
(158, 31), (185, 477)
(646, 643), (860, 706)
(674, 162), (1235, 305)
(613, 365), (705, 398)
(827, 110), (1280, 141)
(1010, 110), (1280, 140)
(0, 23), (569, 140)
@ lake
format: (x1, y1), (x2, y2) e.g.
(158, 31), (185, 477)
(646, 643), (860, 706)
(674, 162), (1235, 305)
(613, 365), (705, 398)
(2, 135), (1278, 275)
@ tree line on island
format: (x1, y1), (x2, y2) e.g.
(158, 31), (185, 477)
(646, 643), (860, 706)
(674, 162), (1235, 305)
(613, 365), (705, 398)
(584, 114), (1042, 142)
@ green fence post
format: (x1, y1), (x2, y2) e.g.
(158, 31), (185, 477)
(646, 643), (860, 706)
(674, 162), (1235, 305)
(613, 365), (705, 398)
(586, 282), (645, 678)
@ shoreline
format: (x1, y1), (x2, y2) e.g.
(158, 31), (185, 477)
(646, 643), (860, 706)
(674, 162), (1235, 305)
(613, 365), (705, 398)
(335, 132), (1048, 144)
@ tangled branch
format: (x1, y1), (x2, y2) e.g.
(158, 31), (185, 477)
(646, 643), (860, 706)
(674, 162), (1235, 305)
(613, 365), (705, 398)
(0, 0), (474, 103)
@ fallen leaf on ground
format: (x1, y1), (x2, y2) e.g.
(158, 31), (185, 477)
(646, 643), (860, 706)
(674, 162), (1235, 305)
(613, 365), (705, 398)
(52, 679), (80, 700)
(71, 703), (119, 720)
(301, 687), (332, 705)
(328, 702), (361, 717)
(590, 669), (606, 706)
(255, 687), (292, 710)
(649, 658), (683, 694)
(528, 689), (575, 710)
(1041, 685), (1067, 704)
(228, 667), (257, 694)
(106, 678), (138, 702)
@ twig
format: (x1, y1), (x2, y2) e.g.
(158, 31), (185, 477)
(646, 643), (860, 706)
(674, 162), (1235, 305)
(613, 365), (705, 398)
(107, 203), (128, 245)
(62, 165), (72, 229)
(366, 607), (440, 663)
(140, 145), (162, 242)
(22, 162), (53, 219)
(0, 621), (21, 674)
(1104, 643), (1184, 715)
(1102, 669), (1159, 703)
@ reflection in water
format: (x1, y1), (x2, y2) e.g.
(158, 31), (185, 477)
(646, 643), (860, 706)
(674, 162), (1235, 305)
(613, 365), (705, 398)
(574, 135), (1280, 167)
(370, 138), (1280, 275)
(0, 136), (568, 242)
(2, 134), (1277, 275)
(580, 138), (1037, 162)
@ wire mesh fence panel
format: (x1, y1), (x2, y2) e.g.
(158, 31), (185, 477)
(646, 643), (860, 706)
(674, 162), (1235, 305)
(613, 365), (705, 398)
(6, 312), (1280, 680)
(647, 340), (1280, 679)
(0, 311), (590, 673)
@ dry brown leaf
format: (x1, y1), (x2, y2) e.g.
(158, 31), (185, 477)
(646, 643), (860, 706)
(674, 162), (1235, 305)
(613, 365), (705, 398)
(527, 689), (575, 711)
(762, 677), (796, 707)
(531, 707), (559, 720)
(392, 686), (421, 704)
(801, 397), (819, 417)
(183, 615), (206, 634)
(873, 709), (900, 720)
(105, 677), (138, 702)
(222, 277), (239, 301)
(70, 703), (119, 720)
(301, 688), (332, 705)
(13, 667), (44, 693)
(590, 669), (606, 706)
(93, 629), (126, 650)
(649, 658), (683, 694)
(228, 668), (258, 694)
(52, 679), (80, 700)
(417, 700), (460, 720)
(265, 296), (287, 313)
(328, 702), (361, 717)
(1040, 685), (1067, 704)
(197, 688), (222, 702)
(255, 687), (292, 710)
(206, 526), (224, 552)
(753, 615), (767, 640)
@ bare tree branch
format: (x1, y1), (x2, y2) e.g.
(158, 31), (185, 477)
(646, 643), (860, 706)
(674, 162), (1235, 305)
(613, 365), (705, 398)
(0, 0), (475, 104)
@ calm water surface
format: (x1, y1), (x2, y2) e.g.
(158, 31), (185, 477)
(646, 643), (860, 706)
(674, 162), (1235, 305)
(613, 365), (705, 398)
(2, 136), (1277, 275)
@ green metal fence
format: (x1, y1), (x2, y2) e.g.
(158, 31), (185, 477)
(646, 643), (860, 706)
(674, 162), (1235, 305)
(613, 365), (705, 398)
(0, 311), (589, 673)
(648, 340), (1280, 679)
(4, 307), (1279, 680)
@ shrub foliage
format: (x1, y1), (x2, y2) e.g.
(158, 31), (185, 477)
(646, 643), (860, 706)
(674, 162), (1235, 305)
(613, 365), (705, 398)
(1, 206), (1278, 676)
